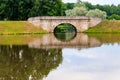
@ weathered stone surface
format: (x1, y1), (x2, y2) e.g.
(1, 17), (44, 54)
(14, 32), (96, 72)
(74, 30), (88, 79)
(28, 16), (102, 32)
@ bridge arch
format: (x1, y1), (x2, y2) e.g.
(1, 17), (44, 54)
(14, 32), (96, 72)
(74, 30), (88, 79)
(53, 23), (77, 33)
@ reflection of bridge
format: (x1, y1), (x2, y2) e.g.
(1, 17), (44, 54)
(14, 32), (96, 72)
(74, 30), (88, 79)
(28, 16), (102, 32)
(28, 33), (102, 49)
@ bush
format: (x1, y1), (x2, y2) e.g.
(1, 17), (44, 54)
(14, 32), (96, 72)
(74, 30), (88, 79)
(108, 14), (120, 20)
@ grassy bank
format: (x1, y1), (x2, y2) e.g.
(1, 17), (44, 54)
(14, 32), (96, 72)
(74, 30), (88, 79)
(0, 21), (47, 35)
(85, 20), (120, 33)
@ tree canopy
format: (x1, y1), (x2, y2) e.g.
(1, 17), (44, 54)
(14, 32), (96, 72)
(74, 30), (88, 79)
(65, 1), (107, 19)
(65, 7), (88, 16)
(1, 0), (120, 20)
(0, 0), (65, 20)
(86, 9), (107, 19)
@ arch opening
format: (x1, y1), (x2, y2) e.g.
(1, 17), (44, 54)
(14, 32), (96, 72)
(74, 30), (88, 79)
(54, 23), (77, 41)
(54, 23), (77, 33)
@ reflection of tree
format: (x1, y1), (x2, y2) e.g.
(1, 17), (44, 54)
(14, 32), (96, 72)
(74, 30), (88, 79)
(0, 45), (62, 80)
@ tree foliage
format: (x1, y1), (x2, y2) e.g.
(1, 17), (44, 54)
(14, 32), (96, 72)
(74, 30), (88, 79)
(1, 0), (120, 20)
(64, 0), (120, 20)
(65, 7), (88, 16)
(0, 0), (65, 20)
(108, 14), (120, 20)
(65, 2), (107, 19)
(29, 0), (65, 17)
(65, 0), (88, 16)
(84, 2), (120, 20)
(86, 9), (107, 19)
(75, 0), (85, 7)
(0, 0), (34, 20)
(65, 3), (74, 10)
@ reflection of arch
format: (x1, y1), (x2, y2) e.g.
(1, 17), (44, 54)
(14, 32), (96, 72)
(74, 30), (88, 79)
(54, 33), (77, 42)
(53, 23), (77, 33)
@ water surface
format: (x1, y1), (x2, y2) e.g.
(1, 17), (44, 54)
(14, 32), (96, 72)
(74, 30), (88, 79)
(0, 33), (120, 80)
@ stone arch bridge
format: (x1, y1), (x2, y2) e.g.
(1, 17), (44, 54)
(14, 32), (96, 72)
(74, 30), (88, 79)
(28, 16), (102, 32)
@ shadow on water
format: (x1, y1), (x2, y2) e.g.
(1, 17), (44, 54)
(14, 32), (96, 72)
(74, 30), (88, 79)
(0, 45), (62, 80)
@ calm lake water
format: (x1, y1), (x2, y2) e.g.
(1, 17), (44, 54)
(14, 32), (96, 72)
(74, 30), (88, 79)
(0, 33), (120, 80)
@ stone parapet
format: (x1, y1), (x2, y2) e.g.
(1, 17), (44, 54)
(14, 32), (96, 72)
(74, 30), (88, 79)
(28, 16), (102, 32)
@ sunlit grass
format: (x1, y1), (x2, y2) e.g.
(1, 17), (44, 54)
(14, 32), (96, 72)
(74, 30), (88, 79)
(85, 20), (120, 33)
(0, 21), (47, 34)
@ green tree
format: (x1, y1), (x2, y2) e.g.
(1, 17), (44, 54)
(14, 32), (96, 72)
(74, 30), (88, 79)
(29, 0), (65, 17)
(65, 1), (88, 16)
(108, 14), (120, 20)
(66, 3), (74, 10)
(18, 0), (34, 20)
(0, 0), (65, 20)
(75, 0), (85, 7)
(0, 1), (6, 20)
(0, 0), (34, 20)
(65, 7), (88, 16)
(4, 0), (19, 20)
(86, 9), (107, 19)
(83, 2), (95, 10)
